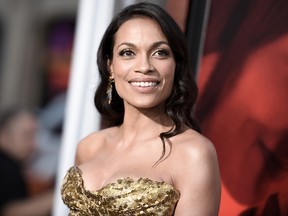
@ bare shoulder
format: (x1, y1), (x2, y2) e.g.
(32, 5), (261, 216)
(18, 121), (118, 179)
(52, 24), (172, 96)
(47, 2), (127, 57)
(171, 129), (217, 163)
(75, 126), (118, 165)
(170, 129), (221, 215)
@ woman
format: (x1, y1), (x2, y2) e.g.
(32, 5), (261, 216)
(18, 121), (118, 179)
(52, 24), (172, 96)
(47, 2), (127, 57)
(61, 2), (221, 215)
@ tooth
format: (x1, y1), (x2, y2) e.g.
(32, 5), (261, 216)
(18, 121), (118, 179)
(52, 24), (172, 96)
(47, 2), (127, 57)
(130, 81), (157, 87)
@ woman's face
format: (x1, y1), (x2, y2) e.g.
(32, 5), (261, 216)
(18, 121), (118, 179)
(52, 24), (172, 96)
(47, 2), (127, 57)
(109, 17), (176, 109)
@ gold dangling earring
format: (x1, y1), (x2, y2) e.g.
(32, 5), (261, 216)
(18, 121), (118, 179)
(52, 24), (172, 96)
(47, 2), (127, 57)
(107, 76), (114, 104)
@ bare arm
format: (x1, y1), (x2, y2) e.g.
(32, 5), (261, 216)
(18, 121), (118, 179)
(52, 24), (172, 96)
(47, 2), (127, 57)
(173, 135), (221, 215)
(0, 190), (54, 216)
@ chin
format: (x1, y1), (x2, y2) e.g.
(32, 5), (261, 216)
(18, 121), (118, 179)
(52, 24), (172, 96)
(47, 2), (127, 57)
(128, 100), (166, 110)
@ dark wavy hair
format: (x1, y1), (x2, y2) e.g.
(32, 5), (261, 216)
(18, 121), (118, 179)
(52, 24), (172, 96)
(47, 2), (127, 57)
(95, 2), (200, 162)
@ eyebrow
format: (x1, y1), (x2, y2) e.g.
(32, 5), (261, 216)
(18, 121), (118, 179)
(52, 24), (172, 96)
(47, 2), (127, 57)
(116, 41), (170, 50)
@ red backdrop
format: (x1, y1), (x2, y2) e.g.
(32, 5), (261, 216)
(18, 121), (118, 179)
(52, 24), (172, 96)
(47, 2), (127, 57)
(196, 0), (288, 215)
(167, 0), (288, 215)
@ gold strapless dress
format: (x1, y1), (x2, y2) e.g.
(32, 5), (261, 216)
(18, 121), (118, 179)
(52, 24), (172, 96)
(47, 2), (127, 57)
(61, 166), (180, 216)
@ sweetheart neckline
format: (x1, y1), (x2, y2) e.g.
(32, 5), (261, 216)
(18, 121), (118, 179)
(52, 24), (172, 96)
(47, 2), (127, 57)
(70, 166), (180, 194)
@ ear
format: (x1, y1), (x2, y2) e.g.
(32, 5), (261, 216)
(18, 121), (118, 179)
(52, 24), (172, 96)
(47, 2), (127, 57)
(107, 59), (114, 79)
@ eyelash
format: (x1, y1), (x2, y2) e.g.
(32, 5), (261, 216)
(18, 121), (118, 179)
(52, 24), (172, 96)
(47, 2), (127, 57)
(119, 49), (170, 58)
(119, 49), (134, 57)
(153, 49), (170, 57)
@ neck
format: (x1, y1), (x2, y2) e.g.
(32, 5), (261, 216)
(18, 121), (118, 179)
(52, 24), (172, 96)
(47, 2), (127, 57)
(118, 104), (173, 144)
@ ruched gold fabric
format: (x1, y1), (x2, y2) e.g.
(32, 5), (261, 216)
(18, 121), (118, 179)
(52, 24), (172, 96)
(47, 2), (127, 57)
(61, 166), (180, 216)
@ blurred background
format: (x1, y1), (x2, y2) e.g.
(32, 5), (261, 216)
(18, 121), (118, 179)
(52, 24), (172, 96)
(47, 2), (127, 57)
(0, 1), (78, 215)
(0, 0), (287, 215)
(0, 0), (77, 109)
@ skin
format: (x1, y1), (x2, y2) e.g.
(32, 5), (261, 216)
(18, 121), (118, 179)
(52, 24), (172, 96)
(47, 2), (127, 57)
(76, 17), (221, 215)
(109, 17), (175, 110)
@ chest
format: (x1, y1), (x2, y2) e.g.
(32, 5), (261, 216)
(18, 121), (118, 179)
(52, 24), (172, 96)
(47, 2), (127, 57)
(79, 145), (173, 192)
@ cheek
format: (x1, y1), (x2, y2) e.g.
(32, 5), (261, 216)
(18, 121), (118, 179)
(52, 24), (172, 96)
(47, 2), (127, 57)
(111, 61), (133, 93)
(111, 60), (132, 79)
(165, 74), (175, 97)
(112, 72), (128, 100)
(163, 65), (176, 97)
(157, 58), (176, 73)
(114, 79), (123, 96)
(162, 63), (176, 83)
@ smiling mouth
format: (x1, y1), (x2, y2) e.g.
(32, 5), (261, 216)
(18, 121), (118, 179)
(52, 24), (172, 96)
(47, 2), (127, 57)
(129, 81), (159, 87)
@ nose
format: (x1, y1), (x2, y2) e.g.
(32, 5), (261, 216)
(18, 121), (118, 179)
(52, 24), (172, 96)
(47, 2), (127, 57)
(134, 55), (154, 74)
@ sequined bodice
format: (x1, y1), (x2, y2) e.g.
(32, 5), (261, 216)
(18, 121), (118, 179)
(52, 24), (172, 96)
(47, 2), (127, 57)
(61, 166), (180, 216)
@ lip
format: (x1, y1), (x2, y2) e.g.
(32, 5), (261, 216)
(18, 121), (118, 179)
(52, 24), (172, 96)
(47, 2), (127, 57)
(128, 78), (160, 83)
(128, 78), (160, 92)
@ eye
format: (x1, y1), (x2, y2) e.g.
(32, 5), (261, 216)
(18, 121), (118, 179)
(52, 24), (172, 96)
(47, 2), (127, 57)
(119, 49), (135, 57)
(152, 49), (170, 58)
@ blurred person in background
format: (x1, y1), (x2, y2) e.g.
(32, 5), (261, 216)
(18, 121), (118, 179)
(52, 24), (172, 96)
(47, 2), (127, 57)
(0, 108), (53, 216)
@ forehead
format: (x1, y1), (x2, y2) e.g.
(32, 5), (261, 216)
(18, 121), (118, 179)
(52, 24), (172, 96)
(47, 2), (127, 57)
(114, 17), (168, 46)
